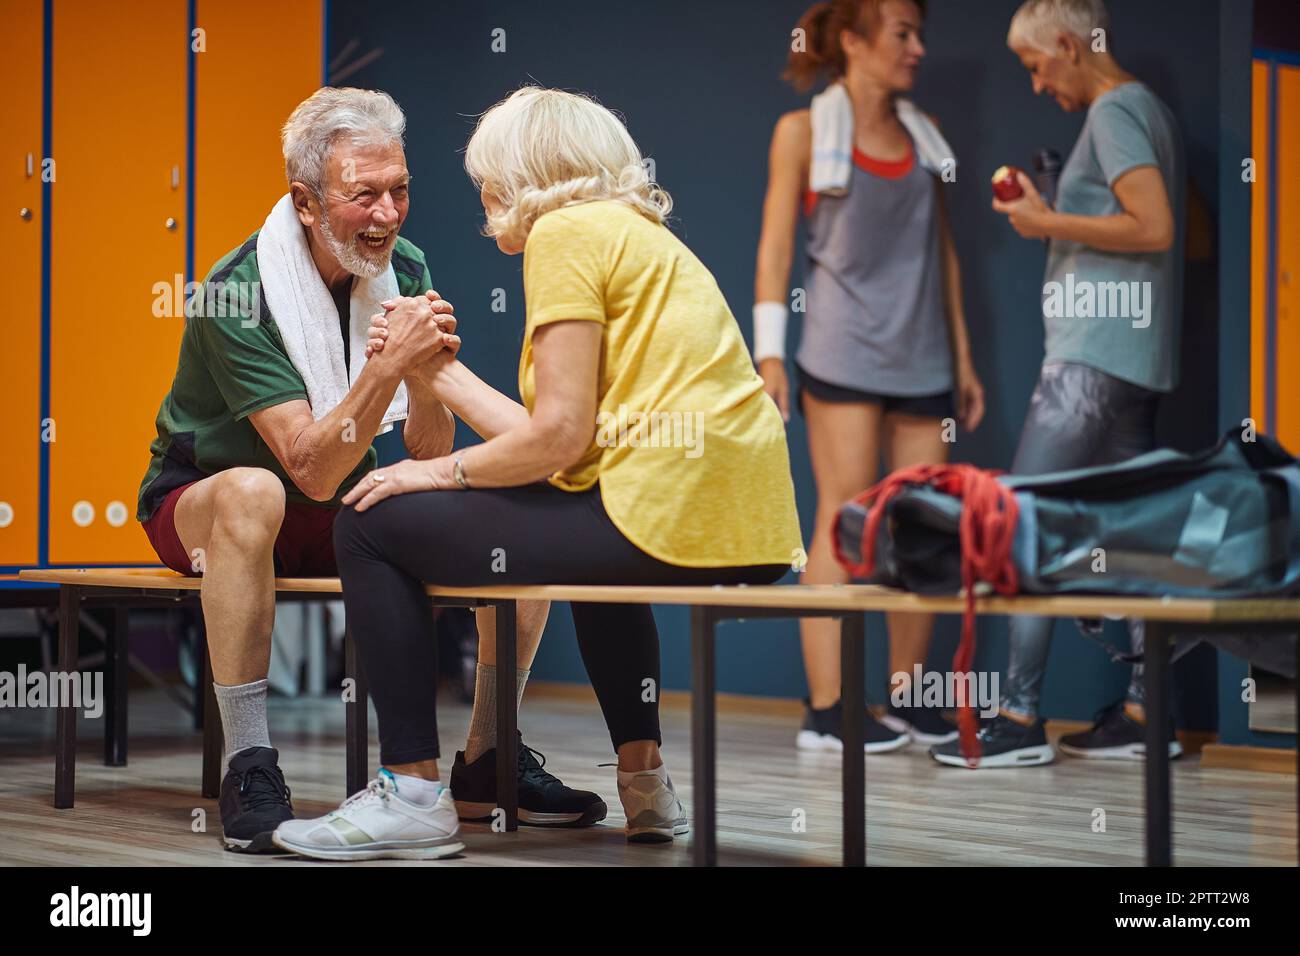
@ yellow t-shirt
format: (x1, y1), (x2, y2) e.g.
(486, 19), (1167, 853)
(519, 200), (802, 568)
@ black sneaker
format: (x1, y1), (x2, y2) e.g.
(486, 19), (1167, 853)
(451, 732), (608, 827)
(882, 699), (959, 745)
(930, 714), (1055, 768)
(219, 746), (295, 852)
(1058, 700), (1183, 760)
(796, 699), (910, 754)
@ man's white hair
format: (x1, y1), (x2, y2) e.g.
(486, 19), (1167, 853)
(1007, 0), (1110, 53)
(281, 87), (406, 194)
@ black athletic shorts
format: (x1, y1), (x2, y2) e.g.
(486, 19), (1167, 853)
(795, 362), (955, 420)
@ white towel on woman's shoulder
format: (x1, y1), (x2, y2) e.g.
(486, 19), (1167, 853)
(255, 193), (408, 430)
(809, 81), (957, 195)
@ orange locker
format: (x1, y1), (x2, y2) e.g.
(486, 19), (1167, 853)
(9, 0), (320, 569)
(1276, 65), (1299, 453)
(0, 0), (44, 566)
(1252, 59), (1300, 455)
(48, 0), (188, 562)
(1251, 60), (1269, 435)
(194, 0), (323, 273)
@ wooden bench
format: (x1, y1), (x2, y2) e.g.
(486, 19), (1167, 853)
(17, 567), (1300, 867)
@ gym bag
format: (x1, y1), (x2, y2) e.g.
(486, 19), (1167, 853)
(833, 428), (1300, 762)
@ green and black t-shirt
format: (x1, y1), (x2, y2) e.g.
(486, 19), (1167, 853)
(136, 230), (432, 522)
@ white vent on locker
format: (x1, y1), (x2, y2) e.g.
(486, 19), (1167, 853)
(105, 501), (128, 528)
(72, 501), (95, 527)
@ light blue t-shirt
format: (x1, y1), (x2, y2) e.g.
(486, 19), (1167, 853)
(1042, 82), (1185, 392)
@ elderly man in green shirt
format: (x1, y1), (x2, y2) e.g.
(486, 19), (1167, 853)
(138, 87), (601, 852)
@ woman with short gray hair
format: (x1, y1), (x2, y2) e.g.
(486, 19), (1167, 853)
(930, 0), (1187, 769)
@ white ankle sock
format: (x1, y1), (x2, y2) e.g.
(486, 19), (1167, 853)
(389, 772), (443, 806)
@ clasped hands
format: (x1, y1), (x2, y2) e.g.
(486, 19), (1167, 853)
(366, 289), (460, 384)
(344, 289), (463, 511)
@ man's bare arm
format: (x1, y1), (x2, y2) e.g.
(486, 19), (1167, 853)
(248, 295), (451, 499)
(401, 375), (456, 459)
(248, 361), (404, 501)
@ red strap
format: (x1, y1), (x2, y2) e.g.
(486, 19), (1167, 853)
(833, 464), (1020, 766)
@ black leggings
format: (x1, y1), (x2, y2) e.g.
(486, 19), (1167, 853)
(333, 482), (786, 764)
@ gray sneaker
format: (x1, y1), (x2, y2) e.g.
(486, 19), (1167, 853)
(617, 767), (689, 844)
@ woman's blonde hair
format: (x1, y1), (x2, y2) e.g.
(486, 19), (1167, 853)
(464, 87), (672, 248)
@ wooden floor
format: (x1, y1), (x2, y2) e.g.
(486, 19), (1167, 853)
(1, 686), (1294, 866)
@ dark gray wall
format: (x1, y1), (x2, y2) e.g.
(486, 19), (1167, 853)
(351, 0), (1231, 724)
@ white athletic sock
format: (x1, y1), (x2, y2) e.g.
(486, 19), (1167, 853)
(389, 772), (444, 806)
(464, 663), (530, 764)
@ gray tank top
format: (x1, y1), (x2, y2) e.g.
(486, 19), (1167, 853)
(797, 144), (953, 396)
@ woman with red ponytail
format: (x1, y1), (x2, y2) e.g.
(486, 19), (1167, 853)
(753, 0), (984, 754)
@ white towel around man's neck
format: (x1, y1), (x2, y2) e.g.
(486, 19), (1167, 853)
(809, 82), (957, 196)
(255, 193), (408, 430)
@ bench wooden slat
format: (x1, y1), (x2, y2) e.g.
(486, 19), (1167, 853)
(17, 567), (1300, 623)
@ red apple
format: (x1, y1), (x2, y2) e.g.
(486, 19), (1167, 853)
(992, 165), (1025, 202)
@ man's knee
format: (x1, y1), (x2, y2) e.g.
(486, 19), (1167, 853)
(211, 468), (286, 547)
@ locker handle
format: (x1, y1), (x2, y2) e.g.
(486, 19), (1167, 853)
(19, 208), (32, 221)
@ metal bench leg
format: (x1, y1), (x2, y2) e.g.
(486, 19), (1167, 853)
(200, 622), (223, 799)
(841, 611), (866, 866)
(495, 600), (518, 832)
(55, 586), (82, 809)
(1143, 620), (1172, 866)
(189, 609), (205, 730)
(104, 606), (129, 767)
(345, 626), (369, 797)
(691, 605), (717, 866)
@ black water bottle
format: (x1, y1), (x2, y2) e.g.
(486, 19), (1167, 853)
(1034, 148), (1063, 208)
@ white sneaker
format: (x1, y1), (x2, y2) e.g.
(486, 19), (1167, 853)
(271, 770), (465, 861)
(616, 765), (689, 844)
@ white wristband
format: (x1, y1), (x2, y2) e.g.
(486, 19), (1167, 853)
(752, 301), (788, 362)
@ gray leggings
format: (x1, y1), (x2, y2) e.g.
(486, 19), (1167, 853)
(1001, 363), (1160, 719)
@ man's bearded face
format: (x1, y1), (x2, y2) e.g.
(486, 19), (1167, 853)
(316, 140), (410, 278)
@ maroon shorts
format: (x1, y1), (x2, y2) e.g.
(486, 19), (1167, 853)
(142, 480), (340, 577)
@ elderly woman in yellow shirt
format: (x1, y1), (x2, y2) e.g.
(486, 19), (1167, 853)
(270, 87), (802, 862)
